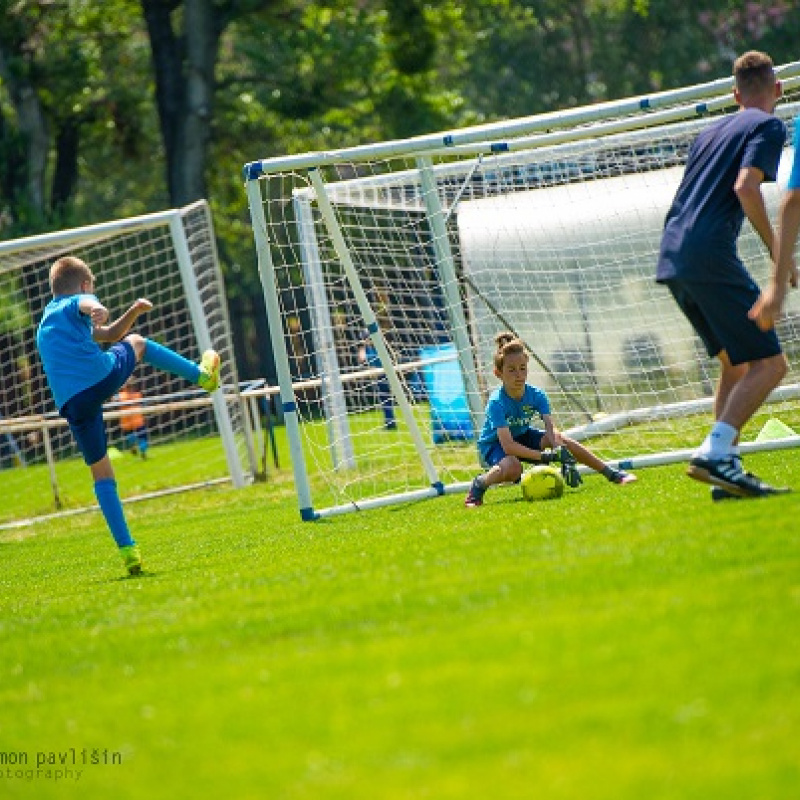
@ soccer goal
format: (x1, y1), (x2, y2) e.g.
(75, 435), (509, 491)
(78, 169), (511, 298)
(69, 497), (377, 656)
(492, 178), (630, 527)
(0, 200), (257, 524)
(244, 62), (800, 520)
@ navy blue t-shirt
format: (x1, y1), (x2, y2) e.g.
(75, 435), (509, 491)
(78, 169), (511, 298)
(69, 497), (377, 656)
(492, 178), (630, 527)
(656, 108), (786, 285)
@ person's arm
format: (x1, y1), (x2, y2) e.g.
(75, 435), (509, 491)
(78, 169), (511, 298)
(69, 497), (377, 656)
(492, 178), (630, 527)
(541, 413), (562, 448)
(496, 426), (541, 461)
(496, 424), (558, 462)
(749, 186), (800, 331)
(777, 187), (800, 284)
(734, 165), (775, 257)
(91, 298), (153, 343)
(78, 296), (110, 330)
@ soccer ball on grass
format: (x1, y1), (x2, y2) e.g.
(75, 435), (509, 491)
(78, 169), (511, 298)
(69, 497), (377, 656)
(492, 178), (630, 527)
(521, 465), (565, 501)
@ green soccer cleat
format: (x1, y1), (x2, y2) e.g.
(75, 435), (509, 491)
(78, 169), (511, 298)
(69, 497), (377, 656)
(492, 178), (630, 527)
(120, 544), (143, 576)
(198, 349), (221, 392)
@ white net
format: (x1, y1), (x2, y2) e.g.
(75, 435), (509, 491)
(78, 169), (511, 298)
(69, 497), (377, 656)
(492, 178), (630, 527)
(0, 201), (254, 523)
(246, 68), (800, 516)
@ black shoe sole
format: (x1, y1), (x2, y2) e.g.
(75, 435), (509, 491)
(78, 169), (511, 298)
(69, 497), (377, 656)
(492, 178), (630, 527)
(686, 464), (756, 497)
(709, 485), (792, 501)
(711, 487), (743, 502)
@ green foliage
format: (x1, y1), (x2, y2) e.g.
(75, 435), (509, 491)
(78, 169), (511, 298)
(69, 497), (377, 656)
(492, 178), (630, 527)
(384, 0), (437, 75)
(0, 274), (29, 337)
(0, 0), (160, 229)
(3, 0), (800, 379)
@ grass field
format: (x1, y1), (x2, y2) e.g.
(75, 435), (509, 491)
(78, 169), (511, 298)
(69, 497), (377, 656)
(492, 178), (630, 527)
(1, 447), (799, 800)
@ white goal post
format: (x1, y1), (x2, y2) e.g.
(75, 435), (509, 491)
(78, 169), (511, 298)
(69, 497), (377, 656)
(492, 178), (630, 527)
(244, 62), (800, 520)
(0, 200), (257, 524)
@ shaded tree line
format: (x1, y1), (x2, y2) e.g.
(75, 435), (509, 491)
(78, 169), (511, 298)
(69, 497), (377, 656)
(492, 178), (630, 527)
(1, 0), (799, 381)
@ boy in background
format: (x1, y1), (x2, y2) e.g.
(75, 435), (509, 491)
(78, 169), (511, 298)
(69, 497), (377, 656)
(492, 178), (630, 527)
(118, 378), (149, 459)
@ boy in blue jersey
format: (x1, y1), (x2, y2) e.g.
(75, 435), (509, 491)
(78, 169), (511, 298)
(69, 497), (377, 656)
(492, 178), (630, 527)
(36, 256), (222, 575)
(465, 333), (635, 507)
(750, 115), (800, 331)
(656, 50), (790, 500)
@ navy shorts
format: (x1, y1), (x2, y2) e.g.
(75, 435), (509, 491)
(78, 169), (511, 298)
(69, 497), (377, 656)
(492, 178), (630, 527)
(59, 341), (138, 466)
(479, 428), (547, 469)
(664, 279), (782, 366)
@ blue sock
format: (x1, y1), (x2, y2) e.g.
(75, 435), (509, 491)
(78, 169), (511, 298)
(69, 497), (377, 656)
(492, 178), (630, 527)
(94, 478), (135, 548)
(143, 339), (200, 384)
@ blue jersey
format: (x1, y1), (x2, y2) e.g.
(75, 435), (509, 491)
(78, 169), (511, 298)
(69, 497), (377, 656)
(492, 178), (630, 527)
(36, 294), (115, 410)
(789, 116), (800, 190)
(656, 108), (786, 285)
(477, 384), (550, 455)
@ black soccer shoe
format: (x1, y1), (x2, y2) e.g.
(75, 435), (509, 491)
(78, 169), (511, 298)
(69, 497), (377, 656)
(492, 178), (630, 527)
(688, 455), (789, 498)
(710, 486), (742, 502)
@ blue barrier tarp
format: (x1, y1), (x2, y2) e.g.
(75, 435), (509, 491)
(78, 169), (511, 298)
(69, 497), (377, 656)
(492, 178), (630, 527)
(419, 344), (474, 444)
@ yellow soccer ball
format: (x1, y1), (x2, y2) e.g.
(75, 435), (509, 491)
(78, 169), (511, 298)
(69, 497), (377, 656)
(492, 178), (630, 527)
(521, 465), (565, 501)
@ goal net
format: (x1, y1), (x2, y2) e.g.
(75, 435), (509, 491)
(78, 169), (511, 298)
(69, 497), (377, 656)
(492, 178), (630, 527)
(0, 200), (256, 525)
(244, 63), (800, 519)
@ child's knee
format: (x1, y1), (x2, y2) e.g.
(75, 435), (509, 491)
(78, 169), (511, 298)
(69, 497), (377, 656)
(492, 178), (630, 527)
(126, 333), (147, 360)
(502, 458), (523, 482)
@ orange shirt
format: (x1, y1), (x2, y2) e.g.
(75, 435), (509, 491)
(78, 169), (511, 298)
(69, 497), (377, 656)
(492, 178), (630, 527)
(118, 388), (145, 431)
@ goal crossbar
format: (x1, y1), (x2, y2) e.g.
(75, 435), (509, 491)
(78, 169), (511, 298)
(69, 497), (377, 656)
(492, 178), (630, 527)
(245, 62), (800, 177)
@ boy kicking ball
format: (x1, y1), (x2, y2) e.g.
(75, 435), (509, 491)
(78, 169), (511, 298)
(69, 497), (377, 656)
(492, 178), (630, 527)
(36, 256), (221, 576)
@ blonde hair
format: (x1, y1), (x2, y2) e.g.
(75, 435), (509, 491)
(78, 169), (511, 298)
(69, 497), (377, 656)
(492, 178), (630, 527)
(493, 331), (527, 371)
(733, 50), (775, 99)
(49, 256), (93, 296)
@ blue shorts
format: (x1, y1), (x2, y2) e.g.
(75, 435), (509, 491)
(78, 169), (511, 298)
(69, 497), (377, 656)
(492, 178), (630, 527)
(479, 428), (546, 469)
(664, 279), (782, 366)
(59, 342), (138, 466)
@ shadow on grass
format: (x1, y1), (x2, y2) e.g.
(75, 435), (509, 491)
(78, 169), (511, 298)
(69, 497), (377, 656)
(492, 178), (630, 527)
(105, 570), (161, 584)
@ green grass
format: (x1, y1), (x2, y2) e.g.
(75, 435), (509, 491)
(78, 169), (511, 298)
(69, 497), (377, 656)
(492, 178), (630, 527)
(1, 450), (800, 799)
(0, 437), (239, 524)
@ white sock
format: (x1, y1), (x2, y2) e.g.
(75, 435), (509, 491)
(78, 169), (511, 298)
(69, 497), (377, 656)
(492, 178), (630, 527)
(694, 421), (738, 459)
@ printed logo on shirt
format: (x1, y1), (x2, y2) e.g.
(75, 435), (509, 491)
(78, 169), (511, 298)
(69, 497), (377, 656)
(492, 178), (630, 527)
(505, 405), (540, 427)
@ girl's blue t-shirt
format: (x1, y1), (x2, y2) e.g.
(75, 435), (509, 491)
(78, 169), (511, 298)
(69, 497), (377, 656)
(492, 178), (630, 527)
(36, 294), (115, 410)
(477, 384), (550, 454)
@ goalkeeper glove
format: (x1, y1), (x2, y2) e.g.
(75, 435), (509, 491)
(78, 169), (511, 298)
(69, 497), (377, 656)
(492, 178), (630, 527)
(540, 446), (575, 466)
(555, 446), (582, 487)
(558, 445), (577, 466)
(540, 450), (560, 465)
(562, 461), (583, 488)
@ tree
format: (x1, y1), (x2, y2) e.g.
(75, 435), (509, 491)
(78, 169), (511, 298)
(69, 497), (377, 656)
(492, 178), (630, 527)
(3, 0), (799, 382)
(0, 0), (155, 233)
(141, 0), (288, 206)
(0, 2), (51, 225)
